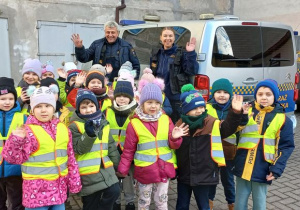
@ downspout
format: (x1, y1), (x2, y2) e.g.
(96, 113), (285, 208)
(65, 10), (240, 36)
(115, 0), (126, 24)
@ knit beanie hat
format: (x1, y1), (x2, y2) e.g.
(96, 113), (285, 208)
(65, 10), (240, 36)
(90, 64), (106, 76)
(0, 77), (17, 102)
(180, 84), (206, 114)
(211, 78), (233, 98)
(118, 61), (137, 79)
(63, 62), (77, 72)
(139, 78), (165, 105)
(21, 59), (42, 78)
(114, 81), (134, 101)
(117, 72), (135, 90)
(41, 62), (55, 76)
(76, 89), (99, 112)
(30, 86), (56, 110)
(40, 78), (60, 97)
(66, 69), (82, 84)
(85, 71), (105, 88)
(254, 79), (279, 103)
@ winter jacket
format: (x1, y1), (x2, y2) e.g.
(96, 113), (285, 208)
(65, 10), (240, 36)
(0, 102), (26, 178)
(118, 114), (182, 184)
(2, 116), (81, 208)
(162, 94), (173, 116)
(175, 108), (243, 186)
(233, 102), (294, 184)
(150, 44), (198, 101)
(69, 111), (120, 196)
(75, 37), (140, 81)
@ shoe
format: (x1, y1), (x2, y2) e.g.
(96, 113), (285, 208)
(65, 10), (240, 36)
(125, 202), (135, 210)
(113, 203), (121, 210)
(209, 199), (214, 210)
(228, 203), (234, 210)
(65, 199), (73, 210)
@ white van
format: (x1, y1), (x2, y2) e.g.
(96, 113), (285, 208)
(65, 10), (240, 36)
(119, 17), (299, 127)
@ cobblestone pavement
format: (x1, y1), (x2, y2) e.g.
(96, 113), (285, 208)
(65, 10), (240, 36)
(68, 113), (300, 210)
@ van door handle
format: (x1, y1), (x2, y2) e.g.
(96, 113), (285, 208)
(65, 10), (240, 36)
(242, 79), (258, 85)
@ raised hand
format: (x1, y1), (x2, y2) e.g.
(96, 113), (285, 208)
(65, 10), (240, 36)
(172, 123), (189, 139)
(105, 64), (113, 74)
(186, 37), (196, 52)
(75, 72), (86, 87)
(242, 102), (252, 114)
(231, 94), (243, 112)
(71, 34), (83, 48)
(12, 126), (26, 138)
(57, 68), (67, 79)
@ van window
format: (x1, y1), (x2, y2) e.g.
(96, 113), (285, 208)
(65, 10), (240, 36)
(212, 26), (262, 68)
(122, 27), (191, 64)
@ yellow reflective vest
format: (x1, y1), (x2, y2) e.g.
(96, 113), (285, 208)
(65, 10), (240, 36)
(0, 112), (24, 165)
(16, 87), (30, 115)
(72, 121), (113, 175)
(22, 123), (69, 180)
(131, 114), (177, 168)
(100, 99), (112, 112)
(105, 108), (130, 151)
(210, 120), (226, 167)
(238, 109), (285, 164)
(206, 104), (237, 145)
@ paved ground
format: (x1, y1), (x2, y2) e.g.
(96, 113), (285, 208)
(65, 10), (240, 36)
(68, 113), (300, 210)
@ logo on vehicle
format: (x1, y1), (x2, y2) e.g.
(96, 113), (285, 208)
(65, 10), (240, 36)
(285, 73), (291, 80)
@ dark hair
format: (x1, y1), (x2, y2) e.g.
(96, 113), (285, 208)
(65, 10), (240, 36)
(79, 99), (94, 106)
(160, 27), (175, 36)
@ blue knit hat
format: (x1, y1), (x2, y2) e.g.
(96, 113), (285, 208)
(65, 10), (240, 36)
(254, 79), (279, 103)
(76, 89), (99, 112)
(211, 78), (233, 98)
(180, 84), (205, 114)
(114, 81), (134, 101)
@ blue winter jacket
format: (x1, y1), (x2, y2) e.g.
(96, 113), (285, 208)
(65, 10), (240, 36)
(75, 37), (140, 82)
(0, 102), (26, 178)
(233, 102), (294, 184)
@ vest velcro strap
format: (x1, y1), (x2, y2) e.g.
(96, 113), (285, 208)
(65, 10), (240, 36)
(137, 140), (168, 151)
(212, 150), (225, 158)
(77, 158), (101, 168)
(241, 124), (258, 134)
(212, 136), (222, 143)
(264, 138), (275, 146)
(22, 161), (67, 175)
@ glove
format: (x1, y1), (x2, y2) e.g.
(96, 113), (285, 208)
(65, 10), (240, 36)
(84, 120), (96, 137)
(92, 117), (102, 129)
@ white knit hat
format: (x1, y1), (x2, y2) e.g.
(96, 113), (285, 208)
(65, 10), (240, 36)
(30, 87), (56, 110)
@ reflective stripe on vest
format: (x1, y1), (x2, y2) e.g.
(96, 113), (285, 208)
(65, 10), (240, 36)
(131, 114), (177, 168)
(21, 123), (69, 180)
(211, 120), (226, 166)
(73, 121), (113, 175)
(206, 104), (236, 145)
(106, 108), (129, 150)
(0, 112), (24, 165)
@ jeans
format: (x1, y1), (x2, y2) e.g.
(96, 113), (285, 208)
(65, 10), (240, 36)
(25, 204), (65, 210)
(235, 177), (268, 210)
(0, 176), (24, 210)
(208, 160), (235, 204)
(82, 183), (120, 210)
(176, 182), (210, 210)
(169, 100), (182, 124)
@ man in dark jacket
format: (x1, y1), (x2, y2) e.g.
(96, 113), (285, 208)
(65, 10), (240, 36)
(71, 21), (140, 82)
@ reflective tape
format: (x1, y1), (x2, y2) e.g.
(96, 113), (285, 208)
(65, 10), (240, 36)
(212, 150), (224, 158)
(212, 136), (222, 143)
(264, 138), (275, 146)
(78, 158), (101, 168)
(27, 149), (67, 162)
(110, 129), (120, 135)
(265, 153), (274, 161)
(137, 140), (168, 151)
(22, 161), (67, 175)
(241, 124), (258, 134)
(239, 137), (259, 144)
(89, 143), (108, 152)
(102, 156), (112, 163)
(224, 138), (236, 144)
(134, 152), (172, 162)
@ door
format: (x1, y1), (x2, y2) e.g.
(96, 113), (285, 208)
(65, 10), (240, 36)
(0, 18), (11, 77)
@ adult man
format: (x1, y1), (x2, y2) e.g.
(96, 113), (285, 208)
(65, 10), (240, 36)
(71, 21), (140, 82)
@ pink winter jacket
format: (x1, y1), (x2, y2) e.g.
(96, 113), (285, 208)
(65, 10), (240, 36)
(2, 115), (81, 208)
(118, 114), (182, 184)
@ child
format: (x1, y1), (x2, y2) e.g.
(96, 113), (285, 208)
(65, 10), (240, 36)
(0, 77), (26, 210)
(68, 89), (120, 210)
(104, 81), (138, 210)
(2, 86), (81, 209)
(17, 58), (43, 115)
(206, 78), (248, 210)
(117, 79), (188, 210)
(175, 84), (244, 210)
(41, 62), (55, 79)
(233, 79), (294, 210)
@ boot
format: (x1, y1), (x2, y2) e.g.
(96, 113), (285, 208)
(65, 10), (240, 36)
(209, 199), (214, 210)
(125, 202), (135, 210)
(113, 203), (121, 210)
(228, 203), (234, 210)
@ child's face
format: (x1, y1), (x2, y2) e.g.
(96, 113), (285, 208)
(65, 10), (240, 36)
(68, 76), (76, 87)
(214, 90), (230, 104)
(33, 103), (55, 122)
(142, 100), (161, 116)
(115, 95), (130, 106)
(256, 87), (274, 107)
(41, 72), (54, 79)
(23, 72), (39, 85)
(186, 106), (206, 117)
(79, 101), (97, 115)
(88, 78), (103, 90)
(0, 93), (15, 111)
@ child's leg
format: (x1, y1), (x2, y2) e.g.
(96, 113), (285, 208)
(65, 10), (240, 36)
(251, 181), (268, 210)
(176, 182), (193, 210)
(25, 204), (65, 210)
(192, 185), (210, 210)
(235, 177), (252, 210)
(220, 161), (235, 204)
(0, 178), (8, 210)
(137, 182), (154, 210)
(6, 176), (24, 210)
(152, 181), (169, 210)
(123, 165), (135, 204)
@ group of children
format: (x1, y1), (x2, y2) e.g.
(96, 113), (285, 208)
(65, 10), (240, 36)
(0, 57), (295, 210)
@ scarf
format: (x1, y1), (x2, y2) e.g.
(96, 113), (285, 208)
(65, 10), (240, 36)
(111, 100), (137, 116)
(135, 105), (162, 122)
(211, 98), (231, 120)
(181, 110), (208, 130)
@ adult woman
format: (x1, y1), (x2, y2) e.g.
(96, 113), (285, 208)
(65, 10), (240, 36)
(150, 27), (199, 123)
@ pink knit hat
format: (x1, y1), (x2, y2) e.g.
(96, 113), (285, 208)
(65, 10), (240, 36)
(22, 59), (42, 78)
(138, 68), (155, 92)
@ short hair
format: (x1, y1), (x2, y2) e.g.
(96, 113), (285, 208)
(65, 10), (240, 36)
(160, 27), (175, 36)
(79, 99), (94, 106)
(104, 21), (119, 31)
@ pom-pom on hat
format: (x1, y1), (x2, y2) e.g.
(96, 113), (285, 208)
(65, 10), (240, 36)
(76, 89), (99, 112)
(180, 84), (205, 114)
(21, 59), (42, 78)
(114, 81), (134, 101)
(211, 78), (233, 98)
(90, 64), (107, 76)
(66, 69), (82, 85)
(0, 77), (17, 102)
(85, 71), (105, 88)
(254, 79), (279, 103)
(30, 86), (56, 110)
(139, 68), (155, 85)
(40, 78), (60, 97)
(139, 78), (165, 105)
